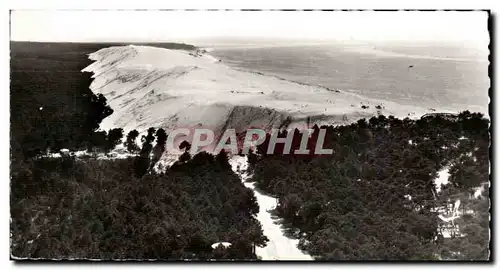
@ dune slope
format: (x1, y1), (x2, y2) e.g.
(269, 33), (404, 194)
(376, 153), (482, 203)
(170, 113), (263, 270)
(83, 45), (439, 136)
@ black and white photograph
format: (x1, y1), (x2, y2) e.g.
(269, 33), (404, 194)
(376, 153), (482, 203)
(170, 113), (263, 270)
(9, 9), (491, 261)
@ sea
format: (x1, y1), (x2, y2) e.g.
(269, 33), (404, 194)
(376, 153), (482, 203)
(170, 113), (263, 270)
(209, 42), (490, 116)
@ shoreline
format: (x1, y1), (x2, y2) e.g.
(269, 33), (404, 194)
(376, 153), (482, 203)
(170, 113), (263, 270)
(85, 45), (482, 134)
(206, 46), (488, 117)
(200, 47), (463, 121)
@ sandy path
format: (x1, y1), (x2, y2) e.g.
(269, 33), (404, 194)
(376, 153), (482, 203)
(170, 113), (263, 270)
(230, 156), (313, 261)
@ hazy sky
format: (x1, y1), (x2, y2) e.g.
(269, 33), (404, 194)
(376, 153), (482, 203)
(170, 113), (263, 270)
(11, 10), (489, 45)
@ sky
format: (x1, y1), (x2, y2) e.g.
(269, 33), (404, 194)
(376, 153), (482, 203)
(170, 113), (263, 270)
(10, 10), (489, 46)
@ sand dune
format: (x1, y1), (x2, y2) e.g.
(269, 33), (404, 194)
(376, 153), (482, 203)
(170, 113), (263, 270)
(83, 45), (443, 136)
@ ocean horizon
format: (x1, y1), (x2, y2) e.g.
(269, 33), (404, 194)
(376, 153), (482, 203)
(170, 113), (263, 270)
(210, 43), (489, 116)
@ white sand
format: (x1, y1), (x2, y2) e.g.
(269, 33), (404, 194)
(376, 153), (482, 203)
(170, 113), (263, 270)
(435, 167), (451, 193)
(229, 155), (313, 260)
(83, 45), (446, 135)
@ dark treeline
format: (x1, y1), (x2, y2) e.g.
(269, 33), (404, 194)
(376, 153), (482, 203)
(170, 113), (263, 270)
(11, 42), (112, 160)
(247, 111), (490, 260)
(10, 41), (196, 161)
(11, 41), (269, 260)
(11, 148), (268, 260)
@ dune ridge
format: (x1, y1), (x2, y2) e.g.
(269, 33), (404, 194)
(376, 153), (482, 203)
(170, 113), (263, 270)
(83, 45), (445, 135)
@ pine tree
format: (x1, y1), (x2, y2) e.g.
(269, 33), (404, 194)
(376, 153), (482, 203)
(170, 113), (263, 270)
(106, 128), (124, 152)
(125, 129), (140, 153)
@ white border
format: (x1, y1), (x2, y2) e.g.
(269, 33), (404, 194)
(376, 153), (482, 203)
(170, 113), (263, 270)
(1, 0), (498, 269)
(2, 0), (500, 10)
